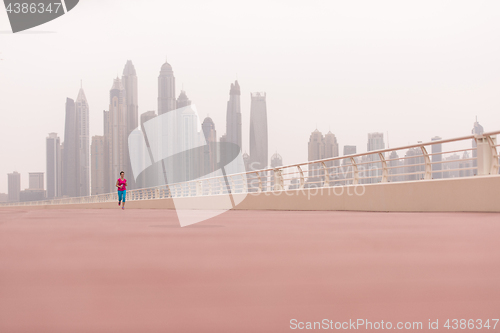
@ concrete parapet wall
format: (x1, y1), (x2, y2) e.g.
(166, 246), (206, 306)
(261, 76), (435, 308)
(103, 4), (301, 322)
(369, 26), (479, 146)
(9, 175), (500, 212)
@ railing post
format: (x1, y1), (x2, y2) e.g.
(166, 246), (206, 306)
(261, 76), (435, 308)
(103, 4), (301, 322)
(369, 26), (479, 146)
(242, 174), (248, 193)
(273, 168), (284, 190)
(419, 146), (432, 180)
(297, 166), (305, 189)
(475, 135), (498, 175)
(321, 162), (330, 187)
(255, 172), (262, 193)
(230, 175), (236, 193)
(378, 152), (388, 183)
(350, 157), (359, 185)
(486, 135), (498, 175)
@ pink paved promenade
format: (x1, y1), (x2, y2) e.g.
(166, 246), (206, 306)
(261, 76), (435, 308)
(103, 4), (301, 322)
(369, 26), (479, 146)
(0, 209), (499, 332)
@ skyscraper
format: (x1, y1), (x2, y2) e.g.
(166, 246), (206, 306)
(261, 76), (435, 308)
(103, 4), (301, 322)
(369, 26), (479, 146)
(158, 61), (176, 115)
(29, 172), (44, 190)
(177, 90), (196, 182)
(46, 132), (61, 199)
(249, 92), (268, 171)
(8, 171), (21, 202)
(366, 132), (385, 183)
(75, 87), (89, 197)
(176, 90), (191, 108)
(324, 131), (339, 169)
(472, 118), (484, 175)
(202, 116), (218, 175)
(91, 135), (105, 195)
(63, 97), (78, 197)
(270, 152), (283, 190)
(106, 78), (128, 191)
(122, 60), (138, 190)
(103, 110), (110, 193)
(308, 129), (325, 161)
(431, 136), (442, 179)
(342, 145), (356, 165)
(308, 129), (325, 181)
(222, 81), (242, 169)
(157, 61), (178, 184)
(341, 145), (357, 185)
(388, 151), (402, 182)
(176, 105), (199, 183)
(367, 132), (385, 151)
(242, 152), (250, 172)
(139, 111), (158, 188)
(404, 148), (424, 181)
(20, 172), (46, 202)
(122, 60), (138, 134)
(460, 151), (472, 177)
(270, 152), (283, 168)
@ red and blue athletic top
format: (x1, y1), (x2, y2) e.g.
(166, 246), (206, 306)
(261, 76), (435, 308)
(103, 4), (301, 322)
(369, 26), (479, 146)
(117, 178), (127, 191)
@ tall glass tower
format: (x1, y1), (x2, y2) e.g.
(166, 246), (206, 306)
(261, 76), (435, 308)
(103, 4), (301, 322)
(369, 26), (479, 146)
(249, 92), (268, 171)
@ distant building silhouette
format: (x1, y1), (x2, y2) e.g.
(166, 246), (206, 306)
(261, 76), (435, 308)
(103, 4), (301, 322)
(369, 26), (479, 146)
(29, 172), (44, 190)
(340, 145), (357, 185)
(324, 131), (339, 180)
(105, 78), (128, 192)
(138, 111), (158, 188)
(158, 60), (176, 115)
(202, 116), (218, 176)
(404, 148), (424, 181)
(176, 103), (199, 183)
(307, 129), (325, 187)
(91, 135), (105, 195)
(249, 92), (268, 171)
(221, 81), (242, 172)
(249, 92), (268, 190)
(308, 129), (324, 161)
(367, 132), (385, 151)
(387, 151), (402, 182)
(342, 145), (356, 165)
(46, 132), (61, 199)
(75, 87), (89, 197)
(270, 152), (283, 189)
(8, 171), (20, 202)
(122, 60), (138, 190)
(122, 60), (138, 134)
(431, 136), (442, 179)
(242, 152), (250, 172)
(19, 189), (45, 202)
(366, 132), (385, 183)
(443, 153), (460, 178)
(270, 152), (283, 168)
(20, 172), (46, 202)
(103, 110), (110, 193)
(460, 151), (472, 177)
(471, 118), (484, 175)
(177, 90), (191, 108)
(62, 97), (78, 197)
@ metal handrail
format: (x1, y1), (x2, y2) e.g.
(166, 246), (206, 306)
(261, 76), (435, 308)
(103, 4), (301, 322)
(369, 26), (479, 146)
(2, 130), (499, 207)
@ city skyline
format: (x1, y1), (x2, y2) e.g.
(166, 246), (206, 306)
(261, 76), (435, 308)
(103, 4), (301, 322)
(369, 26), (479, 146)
(1, 1), (500, 192)
(0, 53), (493, 199)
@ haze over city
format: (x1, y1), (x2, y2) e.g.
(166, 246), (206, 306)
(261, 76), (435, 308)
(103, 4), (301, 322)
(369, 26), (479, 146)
(1, 0), (499, 193)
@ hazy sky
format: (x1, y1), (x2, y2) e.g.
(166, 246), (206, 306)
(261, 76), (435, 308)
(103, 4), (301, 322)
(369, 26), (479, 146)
(1, 0), (499, 193)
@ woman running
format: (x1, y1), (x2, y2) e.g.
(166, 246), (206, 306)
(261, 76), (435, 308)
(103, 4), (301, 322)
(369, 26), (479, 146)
(116, 171), (127, 210)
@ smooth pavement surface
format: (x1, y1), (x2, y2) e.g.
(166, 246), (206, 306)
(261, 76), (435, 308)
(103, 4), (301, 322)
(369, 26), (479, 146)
(0, 209), (499, 332)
